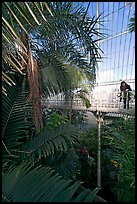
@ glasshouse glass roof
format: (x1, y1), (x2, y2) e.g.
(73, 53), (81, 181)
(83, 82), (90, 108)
(43, 2), (135, 111)
(76, 2), (135, 85)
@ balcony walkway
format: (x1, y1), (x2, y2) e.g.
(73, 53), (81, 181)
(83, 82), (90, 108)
(42, 102), (134, 115)
(41, 92), (135, 116)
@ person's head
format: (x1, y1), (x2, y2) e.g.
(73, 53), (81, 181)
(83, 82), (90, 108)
(121, 81), (126, 87)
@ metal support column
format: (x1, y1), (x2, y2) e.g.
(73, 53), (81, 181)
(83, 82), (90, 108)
(96, 2), (101, 188)
(96, 111), (104, 188)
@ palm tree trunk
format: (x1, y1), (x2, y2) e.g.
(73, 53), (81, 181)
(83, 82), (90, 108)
(27, 46), (44, 130)
(20, 31), (44, 131)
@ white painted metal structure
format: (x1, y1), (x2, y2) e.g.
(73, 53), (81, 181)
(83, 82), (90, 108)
(42, 2), (135, 112)
(41, 2), (135, 190)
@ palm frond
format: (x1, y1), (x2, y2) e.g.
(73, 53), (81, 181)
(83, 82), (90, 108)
(24, 2), (41, 26)
(4, 2), (31, 37)
(2, 2), (54, 91)
(21, 124), (80, 165)
(78, 91), (91, 108)
(39, 52), (74, 97)
(2, 163), (99, 202)
(2, 76), (33, 171)
(43, 148), (80, 179)
(2, 2), (105, 95)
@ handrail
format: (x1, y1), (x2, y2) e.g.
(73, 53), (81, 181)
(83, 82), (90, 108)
(41, 91), (135, 110)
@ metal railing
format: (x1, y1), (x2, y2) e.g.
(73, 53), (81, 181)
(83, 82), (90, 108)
(41, 91), (135, 109)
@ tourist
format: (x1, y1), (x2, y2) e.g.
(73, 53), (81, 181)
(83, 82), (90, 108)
(120, 81), (132, 109)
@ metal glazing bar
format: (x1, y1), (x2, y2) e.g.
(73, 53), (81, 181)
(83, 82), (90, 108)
(96, 2), (100, 107)
(121, 4), (132, 79)
(102, 2), (131, 20)
(126, 31), (133, 79)
(109, 2), (115, 82)
(100, 2), (104, 77)
(131, 48), (135, 80)
(100, 30), (130, 43)
(113, 2), (120, 81)
(106, 2), (109, 82)
(111, 64), (134, 70)
(102, 2), (105, 75)
(117, 3), (126, 80)
(121, 3), (126, 33)
(92, 2), (93, 16)
(94, 79), (135, 86)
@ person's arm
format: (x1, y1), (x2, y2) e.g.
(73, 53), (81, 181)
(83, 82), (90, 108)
(120, 91), (122, 101)
(128, 85), (132, 91)
(125, 84), (132, 91)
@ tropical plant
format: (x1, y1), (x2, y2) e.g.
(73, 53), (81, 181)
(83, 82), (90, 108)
(2, 1), (106, 132)
(104, 117), (135, 202)
(2, 162), (100, 202)
(2, 2), (105, 202)
(2, 75), (101, 202)
(46, 112), (69, 129)
(79, 116), (135, 202)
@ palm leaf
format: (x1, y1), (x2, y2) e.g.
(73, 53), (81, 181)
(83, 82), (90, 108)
(74, 186), (100, 202)
(2, 16), (27, 52)
(33, 2), (48, 22)
(2, 2), (54, 91)
(43, 148), (80, 179)
(4, 2), (31, 37)
(2, 2), (104, 95)
(24, 2), (41, 26)
(78, 91), (91, 108)
(2, 163), (99, 202)
(2, 44), (27, 72)
(13, 2), (38, 31)
(21, 124), (80, 164)
(39, 51), (74, 97)
(2, 71), (16, 86)
(2, 76), (33, 171)
(44, 3), (54, 16)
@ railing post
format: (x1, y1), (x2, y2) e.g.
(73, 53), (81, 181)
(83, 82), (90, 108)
(96, 111), (104, 188)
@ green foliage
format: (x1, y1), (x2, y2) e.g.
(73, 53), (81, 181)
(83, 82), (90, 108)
(43, 148), (80, 180)
(2, 79), (100, 202)
(2, 2), (105, 201)
(103, 117), (135, 202)
(79, 128), (98, 156)
(79, 116), (135, 202)
(21, 124), (80, 165)
(3, 2), (105, 95)
(39, 52), (74, 97)
(79, 91), (91, 108)
(71, 111), (85, 125)
(46, 112), (69, 129)
(2, 163), (99, 202)
(2, 75), (34, 173)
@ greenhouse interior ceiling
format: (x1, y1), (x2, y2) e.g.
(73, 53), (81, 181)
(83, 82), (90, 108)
(43, 2), (135, 110)
(85, 1), (135, 109)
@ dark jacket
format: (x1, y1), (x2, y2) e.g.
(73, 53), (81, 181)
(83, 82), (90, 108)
(120, 84), (132, 92)
(120, 82), (132, 100)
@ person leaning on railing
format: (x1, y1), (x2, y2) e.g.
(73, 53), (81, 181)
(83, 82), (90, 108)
(119, 81), (132, 109)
